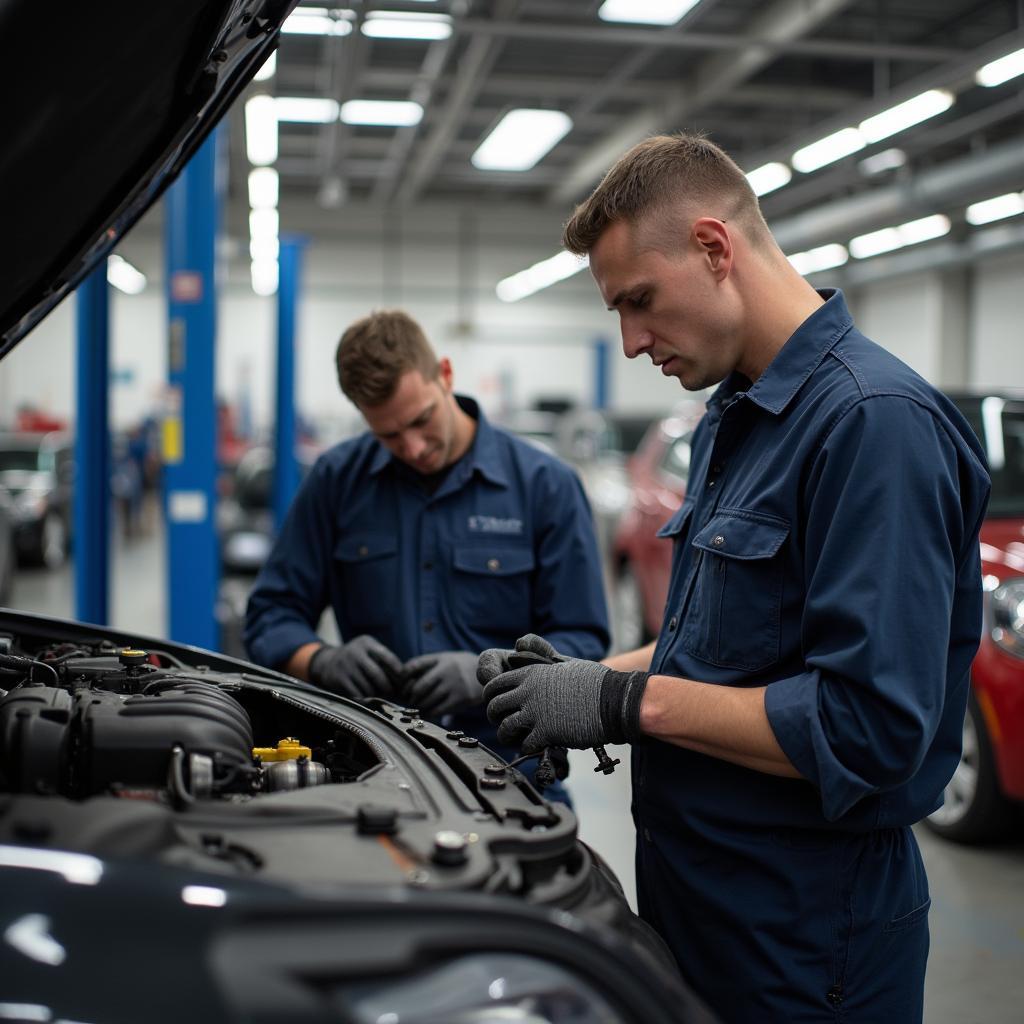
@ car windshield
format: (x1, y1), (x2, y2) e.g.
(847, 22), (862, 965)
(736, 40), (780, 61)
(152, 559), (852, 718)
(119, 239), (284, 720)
(0, 448), (42, 473)
(608, 417), (653, 456)
(952, 396), (1024, 517)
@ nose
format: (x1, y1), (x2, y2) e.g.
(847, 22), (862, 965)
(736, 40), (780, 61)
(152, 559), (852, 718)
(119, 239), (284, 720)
(402, 431), (427, 461)
(621, 319), (653, 361)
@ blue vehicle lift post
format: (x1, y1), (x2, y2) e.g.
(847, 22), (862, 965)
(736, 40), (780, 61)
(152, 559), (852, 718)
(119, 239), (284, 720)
(592, 335), (611, 410)
(273, 236), (305, 531)
(74, 263), (111, 624)
(162, 131), (222, 650)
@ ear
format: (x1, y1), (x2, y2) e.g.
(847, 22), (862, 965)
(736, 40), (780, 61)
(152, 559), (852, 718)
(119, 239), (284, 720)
(437, 357), (454, 391)
(691, 217), (733, 281)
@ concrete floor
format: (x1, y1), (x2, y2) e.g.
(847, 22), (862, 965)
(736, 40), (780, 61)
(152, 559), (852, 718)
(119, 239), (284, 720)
(7, 508), (1024, 1022)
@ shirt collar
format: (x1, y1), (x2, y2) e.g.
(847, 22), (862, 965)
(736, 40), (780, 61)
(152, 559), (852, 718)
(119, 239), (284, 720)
(708, 288), (854, 419)
(368, 393), (508, 487)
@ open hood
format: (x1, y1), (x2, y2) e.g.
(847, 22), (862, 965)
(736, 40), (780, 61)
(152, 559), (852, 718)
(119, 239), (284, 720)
(0, 0), (298, 356)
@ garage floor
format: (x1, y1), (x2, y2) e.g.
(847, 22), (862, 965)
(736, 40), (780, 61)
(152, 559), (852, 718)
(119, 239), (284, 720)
(10, 508), (1024, 1023)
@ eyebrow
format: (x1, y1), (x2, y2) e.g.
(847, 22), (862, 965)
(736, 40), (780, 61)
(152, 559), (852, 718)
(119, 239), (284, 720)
(377, 401), (435, 439)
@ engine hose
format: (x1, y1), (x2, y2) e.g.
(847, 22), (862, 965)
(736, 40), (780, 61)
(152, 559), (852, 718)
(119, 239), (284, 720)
(0, 653), (59, 686)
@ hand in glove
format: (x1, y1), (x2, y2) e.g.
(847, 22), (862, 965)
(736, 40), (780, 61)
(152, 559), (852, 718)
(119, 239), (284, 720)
(307, 635), (403, 700)
(401, 651), (482, 718)
(479, 634), (649, 752)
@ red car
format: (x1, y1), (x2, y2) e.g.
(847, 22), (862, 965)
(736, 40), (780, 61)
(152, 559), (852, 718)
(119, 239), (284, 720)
(611, 393), (1024, 843)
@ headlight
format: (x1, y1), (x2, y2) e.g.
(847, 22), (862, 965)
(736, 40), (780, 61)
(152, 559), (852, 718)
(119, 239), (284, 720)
(989, 578), (1024, 659)
(335, 953), (622, 1024)
(13, 490), (47, 521)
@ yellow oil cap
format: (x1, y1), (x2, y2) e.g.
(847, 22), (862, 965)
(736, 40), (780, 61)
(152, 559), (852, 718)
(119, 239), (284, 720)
(252, 737), (311, 762)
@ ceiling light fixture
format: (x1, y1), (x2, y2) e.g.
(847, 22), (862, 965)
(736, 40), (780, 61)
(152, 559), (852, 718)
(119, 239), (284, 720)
(249, 237), (281, 262)
(966, 192), (1024, 225)
(472, 109), (573, 171)
(787, 243), (848, 276)
(598, 0), (701, 25)
(858, 89), (954, 144)
(791, 127), (865, 173)
(274, 97), (340, 123)
(976, 47), (1024, 87)
(858, 148), (907, 177)
(849, 214), (950, 259)
(362, 12), (453, 40)
(106, 254), (147, 295)
(253, 52), (277, 82)
(249, 208), (279, 242)
(281, 8), (353, 36)
(745, 161), (791, 197)
(496, 251), (589, 303)
(247, 167), (279, 209)
(245, 95), (278, 166)
(251, 259), (279, 297)
(340, 99), (424, 126)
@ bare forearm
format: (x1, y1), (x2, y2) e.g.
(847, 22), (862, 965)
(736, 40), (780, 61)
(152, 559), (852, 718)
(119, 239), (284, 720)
(284, 642), (323, 681)
(639, 675), (801, 778)
(602, 640), (657, 672)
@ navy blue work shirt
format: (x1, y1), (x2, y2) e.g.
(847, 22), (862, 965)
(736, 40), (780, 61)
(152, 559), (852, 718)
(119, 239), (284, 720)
(634, 290), (990, 1018)
(244, 394), (609, 681)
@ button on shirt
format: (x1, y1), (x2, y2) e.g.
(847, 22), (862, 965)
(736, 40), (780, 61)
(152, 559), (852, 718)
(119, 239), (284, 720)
(244, 396), (609, 672)
(639, 289), (991, 833)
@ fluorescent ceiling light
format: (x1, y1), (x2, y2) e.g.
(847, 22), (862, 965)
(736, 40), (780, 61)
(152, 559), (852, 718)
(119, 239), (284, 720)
(251, 259), (279, 296)
(746, 161), (791, 197)
(858, 89), (954, 144)
(849, 214), (950, 259)
(254, 51), (276, 81)
(249, 208), (279, 242)
(497, 251), (588, 303)
(106, 255), (146, 295)
(791, 127), (865, 173)
(966, 192), (1024, 225)
(340, 99), (423, 126)
(598, 0), (701, 25)
(245, 95), (278, 166)
(248, 167), (279, 209)
(282, 8), (353, 36)
(472, 109), (573, 171)
(787, 243), (848, 276)
(976, 47), (1024, 87)
(858, 148), (906, 177)
(274, 97), (340, 123)
(362, 12), (452, 39)
(250, 236), (281, 262)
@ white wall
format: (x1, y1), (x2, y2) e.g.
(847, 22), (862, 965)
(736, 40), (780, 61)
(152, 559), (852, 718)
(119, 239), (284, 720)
(4, 220), (1023, 442)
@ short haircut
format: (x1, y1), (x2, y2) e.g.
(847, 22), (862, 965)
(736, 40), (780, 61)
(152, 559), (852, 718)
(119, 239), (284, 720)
(562, 132), (772, 256)
(336, 310), (439, 407)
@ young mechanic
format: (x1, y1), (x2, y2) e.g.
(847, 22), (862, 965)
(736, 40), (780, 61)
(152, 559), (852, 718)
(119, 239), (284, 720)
(244, 309), (609, 792)
(478, 134), (991, 1021)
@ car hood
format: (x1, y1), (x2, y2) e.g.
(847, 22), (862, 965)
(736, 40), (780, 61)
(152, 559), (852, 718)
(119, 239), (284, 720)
(0, 0), (297, 356)
(980, 518), (1024, 576)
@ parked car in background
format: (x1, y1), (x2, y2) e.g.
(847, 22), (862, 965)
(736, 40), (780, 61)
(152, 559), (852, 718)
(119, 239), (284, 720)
(0, 485), (17, 604)
(0, 431), (74, 568)
(611, 392), (1024, 842)
(925, 392), (1024, 842)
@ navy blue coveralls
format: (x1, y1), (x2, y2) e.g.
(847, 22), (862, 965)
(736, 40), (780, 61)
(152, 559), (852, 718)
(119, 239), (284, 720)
(636, 291), (990, 1022)
(244, 396), (610, 776)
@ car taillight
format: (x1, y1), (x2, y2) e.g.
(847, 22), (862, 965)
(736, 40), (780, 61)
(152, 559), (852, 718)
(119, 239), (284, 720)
(988, 577), (1024, 660)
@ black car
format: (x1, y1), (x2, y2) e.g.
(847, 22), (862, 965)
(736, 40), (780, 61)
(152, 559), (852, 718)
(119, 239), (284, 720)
(0, 431), (74, 568)
(0, 3), (713, 1021)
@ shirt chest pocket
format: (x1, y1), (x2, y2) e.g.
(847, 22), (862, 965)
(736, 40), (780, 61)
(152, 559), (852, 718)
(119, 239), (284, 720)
(681, 509), (789, 671)
(452, 545), (535, 639)
(334, 534), (398, 630)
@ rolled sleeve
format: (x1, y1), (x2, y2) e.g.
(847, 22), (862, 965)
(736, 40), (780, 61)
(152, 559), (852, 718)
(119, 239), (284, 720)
(765, 396), (962, 820)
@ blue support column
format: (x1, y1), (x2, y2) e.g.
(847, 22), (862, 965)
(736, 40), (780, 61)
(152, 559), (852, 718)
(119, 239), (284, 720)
(163, 131), (221, 650)
(74, 264), (111, 624)
(592, 336), (610, 410)
(273, 237), (305, 531)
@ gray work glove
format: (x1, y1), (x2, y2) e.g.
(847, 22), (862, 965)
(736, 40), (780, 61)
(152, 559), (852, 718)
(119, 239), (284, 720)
(401, 651), (482, 718)
(478, 634), (649, 752)
(307, 636), (403, 700)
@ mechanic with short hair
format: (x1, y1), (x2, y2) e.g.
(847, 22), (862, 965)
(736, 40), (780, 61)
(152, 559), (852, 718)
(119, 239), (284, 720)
(478, 133), (991, 1021)
(245, 309), (609, 792)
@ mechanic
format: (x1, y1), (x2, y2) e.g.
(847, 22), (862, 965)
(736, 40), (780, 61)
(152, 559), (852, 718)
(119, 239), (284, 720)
(477, 134), (991, 1021)
(244, 309), (609, 794)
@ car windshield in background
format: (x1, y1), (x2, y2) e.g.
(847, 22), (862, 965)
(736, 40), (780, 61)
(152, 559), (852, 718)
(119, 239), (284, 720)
(609, 417), (654, 456)
(952, 395), (1024, 517)
(0, 449), (42, 474)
